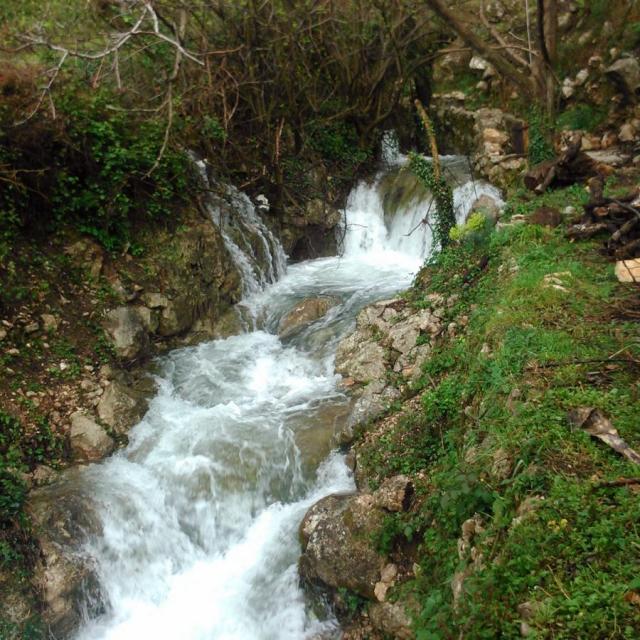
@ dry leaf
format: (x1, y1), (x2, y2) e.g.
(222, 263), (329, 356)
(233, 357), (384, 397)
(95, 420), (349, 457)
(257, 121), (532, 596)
(568, 407), (640, 465)
(624, 592), (640, 608)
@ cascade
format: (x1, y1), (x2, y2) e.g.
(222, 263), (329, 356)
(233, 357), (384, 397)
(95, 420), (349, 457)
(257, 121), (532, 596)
(193, 158), (287, 296)
(42, 152), (500, 640)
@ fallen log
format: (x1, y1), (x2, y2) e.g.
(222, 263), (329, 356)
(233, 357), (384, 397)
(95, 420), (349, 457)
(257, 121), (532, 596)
(524, 135), (613, 194)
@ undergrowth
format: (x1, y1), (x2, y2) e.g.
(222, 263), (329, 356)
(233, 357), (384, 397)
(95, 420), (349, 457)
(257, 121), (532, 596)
(359, 182), (640, 638)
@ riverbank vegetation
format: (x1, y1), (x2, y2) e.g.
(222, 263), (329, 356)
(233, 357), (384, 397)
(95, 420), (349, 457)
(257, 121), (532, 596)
(354, 177), (640, 638)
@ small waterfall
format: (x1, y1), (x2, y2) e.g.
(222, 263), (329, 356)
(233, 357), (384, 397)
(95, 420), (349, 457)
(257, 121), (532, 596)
(192, 158), (287, 296)
(340, 157), (503, 266)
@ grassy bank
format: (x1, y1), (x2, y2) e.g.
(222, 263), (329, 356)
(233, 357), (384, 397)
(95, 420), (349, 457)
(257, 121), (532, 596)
(356, 179), (640, 638)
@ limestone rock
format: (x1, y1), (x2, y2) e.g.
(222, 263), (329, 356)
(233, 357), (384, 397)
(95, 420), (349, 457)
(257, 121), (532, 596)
(469, 55), (490, 73)
(278, 296), (340, 339)
(304, 199), (342, 228)
(103, 306), (150, 362)
(142, 292), (170, 309)
(134, 305), (159, 334)
(467, 194), (501, 224)
(374, 475), (413, 512)
(585, 150), (630, 168)
(619, 123), (637, 143)
(368, 602), (414, 640)
(41, 314), (60, 333)
(24, 321), (39, 334)
(490, 447), (513, 481)
(69, 412), (114, 462)
(335, 333), (386, 384)
(64, 239), (104, 278)
(97, 380), (148, 435)
(31, 465), (57, 487)
(606, 56), (640, 103)
(157, 296), (194, 337)
(300, 493), (385, 599)
(335, 385), (401, 446)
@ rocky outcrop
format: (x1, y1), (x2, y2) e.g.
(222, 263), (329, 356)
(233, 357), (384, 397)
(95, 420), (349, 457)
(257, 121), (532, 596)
(431, 96), (527, 190)
(278, 296), (341, 339)
(101, 214), (243, 363)
(334, 296), (447, 443)
(27, 488), (103, 638)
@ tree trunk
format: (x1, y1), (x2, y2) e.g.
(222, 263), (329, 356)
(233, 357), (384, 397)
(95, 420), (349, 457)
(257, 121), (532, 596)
(423, 0), (535, 100)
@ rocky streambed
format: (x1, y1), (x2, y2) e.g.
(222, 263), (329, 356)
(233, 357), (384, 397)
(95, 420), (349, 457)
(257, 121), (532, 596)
(21, 157), (501, 640)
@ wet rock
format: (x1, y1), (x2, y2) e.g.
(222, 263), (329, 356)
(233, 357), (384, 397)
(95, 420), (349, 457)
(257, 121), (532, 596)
(304, 199), (342, 228)
(28, 488), (103, 638)
(300, 493), (385, 599)
(606, 56), (640, 103)
(278, 296), (340, 339)
(152, 296), (194, 337)
(31, 465), (57, 487)
(103, 306), (150, 362)
(69, 412), (115, 462)
(97, 379), (148, 435)
(373, 475), (413, 513)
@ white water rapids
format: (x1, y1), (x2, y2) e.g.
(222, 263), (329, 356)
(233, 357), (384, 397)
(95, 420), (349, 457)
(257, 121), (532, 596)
(61, 156), (501, 640)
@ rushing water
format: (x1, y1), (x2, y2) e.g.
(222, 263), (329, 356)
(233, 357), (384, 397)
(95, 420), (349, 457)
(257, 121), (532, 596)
(66, 156), (501, 640)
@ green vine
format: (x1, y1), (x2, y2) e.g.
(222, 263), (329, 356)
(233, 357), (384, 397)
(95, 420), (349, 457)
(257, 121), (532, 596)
(408, 152), (455, 252)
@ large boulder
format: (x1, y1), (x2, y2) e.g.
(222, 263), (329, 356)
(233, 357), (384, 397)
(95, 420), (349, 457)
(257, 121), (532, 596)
(28, 487), (103, 638)
(278, 296), (340, 339)
(103, 306), (150, 362)
(606, 56), (640, 103)
(69, 412), (114, 462)
(299, 493), (385, 599)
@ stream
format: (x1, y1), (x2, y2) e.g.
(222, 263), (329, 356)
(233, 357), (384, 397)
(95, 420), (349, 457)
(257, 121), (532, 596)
(63, 153), (500, 639)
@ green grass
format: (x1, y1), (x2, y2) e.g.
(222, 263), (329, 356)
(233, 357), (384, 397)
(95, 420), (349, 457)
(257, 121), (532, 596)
(358, 183), (640, 638)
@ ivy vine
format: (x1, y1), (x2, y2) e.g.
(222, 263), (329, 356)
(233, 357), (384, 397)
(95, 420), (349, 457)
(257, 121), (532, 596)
(408, 151), (455, 252)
